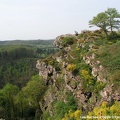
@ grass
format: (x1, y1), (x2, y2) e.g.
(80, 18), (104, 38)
(96, 41), (120, 86)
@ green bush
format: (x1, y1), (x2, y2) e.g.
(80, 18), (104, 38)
(43, 92), (77, 120)
(61, 37), (74, 47)
(108, 31), (120, 40)
(94, 81), (106, 93)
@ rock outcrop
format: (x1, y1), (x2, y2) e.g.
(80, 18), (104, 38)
(53, 34), (73, 49)
(36, 31), (120, 118)
(83, 54), (107, 82)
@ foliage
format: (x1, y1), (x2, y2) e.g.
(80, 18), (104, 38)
(54, 94), (77, 119)
(88, 101), (120, 120)
(105, 8), (120, 33)
(110, 101), (120, 116)
(89, 12), (109, 37)
(0, 75), (47, 119)
(89, 8), (120, 38)
(81, 70), (93, 81)
(0, 40), (57, 119)
(15, 75), (46, 119)
(80, 69), (95, 92)
(62, 110), (82, 120)
(96, 41), (120, 84)
(94, 81), (106, 93)
(42, 92), (77, 120)
(0, 39), (54, 47)
(66, 64), (77, 72)
(35, 47), (58, 58)
(108, 31), (120, 40)
(21, 75), (46, 106)
(40, 56), (60, 72)
(0, 58), (38, 89)
(0, 44), (57, 89)
(0, 83), (19, 119)
(0, 46), (34, 61)
(61, 36), (75, 47)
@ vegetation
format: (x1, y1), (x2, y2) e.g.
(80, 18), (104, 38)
(42, 92), (77, 120)
(96, 41), (120, 89)
(61, 36), (75, 47)
(0, 75), (46, 120)
(15, 75), (46, 120)
(0, 8), (120, 120)
(0, 40), (57, 119)
(0, 83), (19, 119)
(62, 110), (82, 120)
(88, 101), (120, 119)
(0, 39), (54, 47)
(62, 101), (120, 120)
(89, 8), (120, 38)
(66, 64), (77, 72)
(0, 40), (58, 89)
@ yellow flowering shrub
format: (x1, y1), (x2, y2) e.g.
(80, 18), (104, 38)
(62, 110), (82, 120)
(110, 101), (120, 116)
(66, 64), (76, 72)
(76, 47), (80, 51)
(81, 70), (92, 80)
(87, 101), (120, 120)
(74, 110), (82, 119)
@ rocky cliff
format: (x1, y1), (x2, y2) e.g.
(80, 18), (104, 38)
(36, 30), (120, 119)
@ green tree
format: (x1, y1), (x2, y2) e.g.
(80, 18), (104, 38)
(89, 8), (120, 38)
(15, 75), (46, 119)
(21, 75), (46, 106)
(89, 12), (109, 38)
(0, 83), (19, 120)
(105, 8), (120, 34)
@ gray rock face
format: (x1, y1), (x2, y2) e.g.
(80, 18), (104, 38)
(36, 60), (57, 84)
(100, 84), (120, 103)
(83, 54), (107, 82)
(39, 90), (56, 113)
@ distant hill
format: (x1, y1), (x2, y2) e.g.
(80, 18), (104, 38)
(0, 39), (55, 47)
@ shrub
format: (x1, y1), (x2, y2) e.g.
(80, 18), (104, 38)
(49, 92), (77, 119)
(62, 110), (82, 120)
(94, 81), (106, 93)
(87, 101), (120, 118)
(61, 37), (74, 47)
(81, 70), (93, 81)
(108, 31), (120, 40)
(110, 101), (120, 116)
(80, 69), (95, 92)
(66, 64), (76, 72)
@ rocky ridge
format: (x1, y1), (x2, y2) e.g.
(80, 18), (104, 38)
(36, 30), (120, 117)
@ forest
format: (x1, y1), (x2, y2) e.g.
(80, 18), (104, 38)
(0, 39), (58, 119)
(0, 39), (58, 89)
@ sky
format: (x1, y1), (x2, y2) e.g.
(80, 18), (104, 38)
(0, 0), (120, 40)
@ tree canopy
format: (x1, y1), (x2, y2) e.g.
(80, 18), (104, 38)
(105, 8), (120, 33)
(89, 8), (120, 38)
